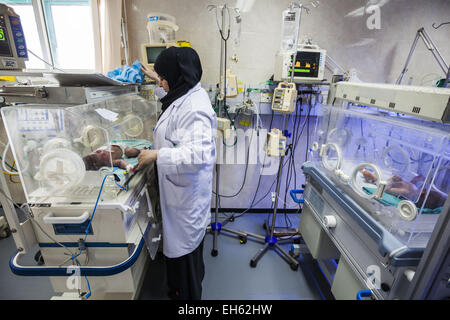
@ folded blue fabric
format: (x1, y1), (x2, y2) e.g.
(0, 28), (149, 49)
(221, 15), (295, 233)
(106, 60), (144, 84)
(106, 67), (122, 79)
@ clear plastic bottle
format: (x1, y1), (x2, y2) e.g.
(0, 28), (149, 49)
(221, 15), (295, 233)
(280, 7), (301, 52)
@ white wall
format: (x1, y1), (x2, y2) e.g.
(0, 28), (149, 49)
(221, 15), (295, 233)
(125, 0), (450, 209)
(126, 0), (450, 86)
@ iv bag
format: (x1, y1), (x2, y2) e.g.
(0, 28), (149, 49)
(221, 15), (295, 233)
(280, 7), (301, 52)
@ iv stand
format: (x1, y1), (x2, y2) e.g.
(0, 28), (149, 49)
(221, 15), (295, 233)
(242, 2), (311, 271)
(248, 113), (301, 271)
(207, 4), (248, 257)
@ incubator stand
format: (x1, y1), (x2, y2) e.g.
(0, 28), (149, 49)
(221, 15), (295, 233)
(310, 105), (449, 249)
(1, 94), (161, 299)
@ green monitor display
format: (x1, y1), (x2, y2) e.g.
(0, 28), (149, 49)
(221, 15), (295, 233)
(288, 51), (321, 78)
(145, 46), (166, 64)
(0, 26), (12, 57)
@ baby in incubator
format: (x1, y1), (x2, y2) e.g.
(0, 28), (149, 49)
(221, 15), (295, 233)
(82, 143), (141, 171)
(361, 169), (447, 209)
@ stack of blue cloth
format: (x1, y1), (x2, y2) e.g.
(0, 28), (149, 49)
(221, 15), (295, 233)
(106, 60), (145, 84)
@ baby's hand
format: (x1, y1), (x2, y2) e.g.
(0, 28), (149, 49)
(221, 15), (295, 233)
(113, 159), (129, 170)
(360, 168), (377, 183)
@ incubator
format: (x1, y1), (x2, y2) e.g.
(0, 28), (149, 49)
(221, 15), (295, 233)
(310, 105), (449, 249)
(2, 94), (161, 299)
(2, 94), (156, 204)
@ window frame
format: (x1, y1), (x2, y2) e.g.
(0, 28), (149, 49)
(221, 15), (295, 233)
(6, 0), (101, 72)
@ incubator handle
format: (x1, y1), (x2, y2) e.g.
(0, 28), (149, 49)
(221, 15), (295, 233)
(356, 290), (372, 300)
(290, 189), (304, 204)
(9, 224), (149, 277)
(42, 211), (90, 225)
(278, 82), (296, 90)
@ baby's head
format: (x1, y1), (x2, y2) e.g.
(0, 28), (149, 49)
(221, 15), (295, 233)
(83, 149), (112, 171)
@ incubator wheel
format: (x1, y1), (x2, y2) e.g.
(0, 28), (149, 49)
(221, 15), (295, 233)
(290, 263), (299, 271)
(239, 236), (247, 244)
(250, 259), (257, 268)
(211, 249), (218, 257)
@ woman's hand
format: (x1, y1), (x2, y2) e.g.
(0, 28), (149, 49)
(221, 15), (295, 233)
(140, 63), (160, 84)
(136, 149), (159, 171)
(386, 175), (418, 198)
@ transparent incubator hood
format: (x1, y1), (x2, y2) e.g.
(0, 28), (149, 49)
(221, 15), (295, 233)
(1, 94), (158, 205)
(310, 105), (449, 249)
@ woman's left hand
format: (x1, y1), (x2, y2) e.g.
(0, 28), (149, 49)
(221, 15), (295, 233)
(136, 149), (159, 171)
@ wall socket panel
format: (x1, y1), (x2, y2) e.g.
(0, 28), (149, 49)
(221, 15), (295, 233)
(260, 92), (273, 103)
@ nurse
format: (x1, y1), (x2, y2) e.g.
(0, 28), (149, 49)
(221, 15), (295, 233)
(137, 47), (216, 300)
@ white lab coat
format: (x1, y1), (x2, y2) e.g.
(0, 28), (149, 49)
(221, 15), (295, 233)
(153, 82), (216, 258)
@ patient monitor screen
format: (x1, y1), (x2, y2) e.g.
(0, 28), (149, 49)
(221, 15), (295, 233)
(145, 46), (166, 64)
(289, 51), (321, 78)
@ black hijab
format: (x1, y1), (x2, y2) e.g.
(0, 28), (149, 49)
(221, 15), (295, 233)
(154, 46), (203, 114)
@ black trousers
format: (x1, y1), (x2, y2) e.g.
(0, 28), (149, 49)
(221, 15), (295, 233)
(165, 237), (205, 300)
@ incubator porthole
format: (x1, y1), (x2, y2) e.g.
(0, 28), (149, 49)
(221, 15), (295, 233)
(37, 148), (86, 191)
(326, 128), (351, 147)
(79, 125), (106, 149)
(381, 145), (409, 174)
(351, 163), (383, 200)
(121, 114), (144, 138)
(397, 200), (418, 221)
(321, 143), (342, 171)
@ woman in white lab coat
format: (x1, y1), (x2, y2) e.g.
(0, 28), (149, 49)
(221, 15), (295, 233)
(137, 47), (216, 300)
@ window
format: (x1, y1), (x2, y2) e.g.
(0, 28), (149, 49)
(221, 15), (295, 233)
(3, 0), (99, 71)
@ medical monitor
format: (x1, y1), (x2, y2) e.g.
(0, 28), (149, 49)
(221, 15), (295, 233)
(141, 43), (175, 70)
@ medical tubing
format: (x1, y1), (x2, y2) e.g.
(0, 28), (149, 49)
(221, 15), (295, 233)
(84, 173), (111, 238)
(2, 142), (17, 175)
(66, 173), (112, 263)
(215, 122), (255, 198)
(233, 110), (275, 218)
(0, 156), (18, 172)
(0, 188), (76, 257)
(75, 258), (92, 299)
(115, 180), (128, 191)
(233, 156), (290, 218)
(282, 106), (301, 227)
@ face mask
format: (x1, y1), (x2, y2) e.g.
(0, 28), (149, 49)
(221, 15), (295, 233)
(155, 86), (168, 100)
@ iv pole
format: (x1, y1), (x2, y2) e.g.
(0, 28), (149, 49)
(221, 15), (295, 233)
(243, 2), (311, 271)
(207, 4), (248, 257)
(396, 27), (449, 88)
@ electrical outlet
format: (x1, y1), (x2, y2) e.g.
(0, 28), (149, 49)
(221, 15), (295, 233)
(260, 92), (273, 103)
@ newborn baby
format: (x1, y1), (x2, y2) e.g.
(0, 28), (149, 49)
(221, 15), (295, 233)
(360, 169), (447, 209)
(83, 144), (141, 171)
